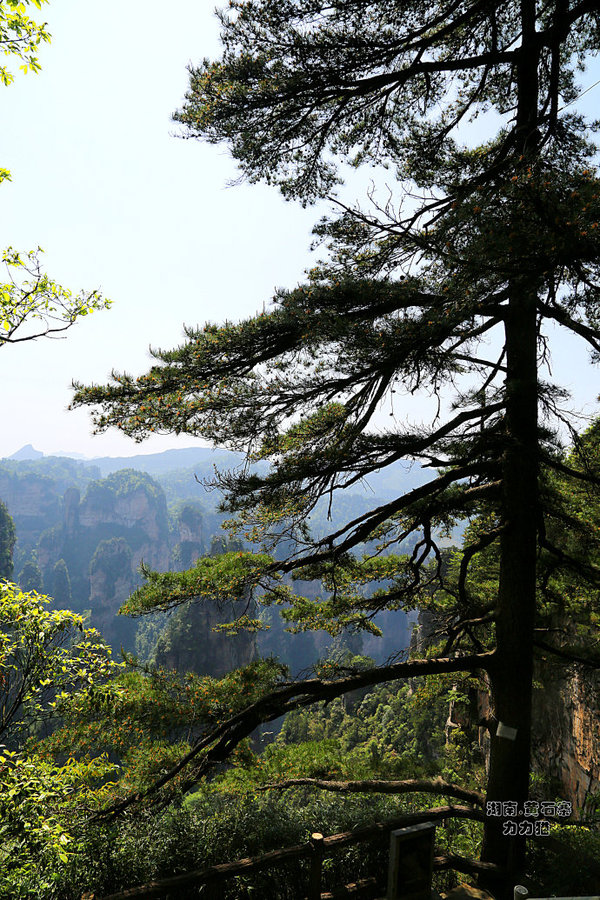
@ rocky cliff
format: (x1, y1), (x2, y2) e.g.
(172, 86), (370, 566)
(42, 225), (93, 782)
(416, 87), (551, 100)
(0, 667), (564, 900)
(531, 653), (600, 811)
(0, 458), (257, 673)
(413, 609), (600, 813)
(153, 601), (256, 677)
(87, 538), (135, 647)
(0, 470), (61, 549)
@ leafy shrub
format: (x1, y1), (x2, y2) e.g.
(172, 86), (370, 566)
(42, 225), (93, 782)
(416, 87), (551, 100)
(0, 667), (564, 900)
(27, 784), (475, 899)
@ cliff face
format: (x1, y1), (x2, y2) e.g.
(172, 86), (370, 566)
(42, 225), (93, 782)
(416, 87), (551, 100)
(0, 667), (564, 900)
(413, 609), (600, 812)
(2, 467), (171, 651)
(171, 503), (205, 570)
(153, 602), (256, 677)
(531, 658), (600, 809)
(1, 458), (257, 675)
(0, 471), (60, 547)
(89, 537), (136, 648)
(0, 458), (100, 552)
(78, 469), (170, 572)
(56, 471), (171, 647)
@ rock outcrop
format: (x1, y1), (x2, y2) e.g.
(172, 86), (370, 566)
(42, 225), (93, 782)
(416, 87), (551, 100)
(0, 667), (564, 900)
(531, 655), (600, 810)
(0, 470), (60, 548)
(1, 465), (171, 651)
(412, 609), (600, 812)
(171, 503), (205, 570)
(0, 459), (256, 674)
(78, 469), (170, 572)
(153, 601), (256, 677)
(89, 537), (136, 648)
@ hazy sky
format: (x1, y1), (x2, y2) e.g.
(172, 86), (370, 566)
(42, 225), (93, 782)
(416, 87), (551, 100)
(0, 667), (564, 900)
(0, 0), (323, 458)
(1, 2), (598, 460)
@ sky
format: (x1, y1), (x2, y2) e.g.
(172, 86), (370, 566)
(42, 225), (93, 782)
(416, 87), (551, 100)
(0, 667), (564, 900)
(0, 1), (599, 460)
(0, 0), (323, 458)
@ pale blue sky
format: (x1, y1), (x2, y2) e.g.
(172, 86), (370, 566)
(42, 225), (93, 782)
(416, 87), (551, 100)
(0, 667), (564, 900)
(0, 1), (598, 459)
(0, 0), (322, 458)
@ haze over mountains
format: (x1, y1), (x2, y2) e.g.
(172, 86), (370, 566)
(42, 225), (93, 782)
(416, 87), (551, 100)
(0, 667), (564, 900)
(1, 444), (424, 673)
(5, 443), (430, 498)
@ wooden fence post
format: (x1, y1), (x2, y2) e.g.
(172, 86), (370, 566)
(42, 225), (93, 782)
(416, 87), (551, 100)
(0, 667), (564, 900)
(308, 832), (324, 900)
(387, 822), (436, 900)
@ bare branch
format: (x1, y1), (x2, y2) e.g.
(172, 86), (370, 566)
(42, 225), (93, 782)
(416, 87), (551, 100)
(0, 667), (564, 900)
(256, 775), (484, 807)
(537, 300), (600, 353)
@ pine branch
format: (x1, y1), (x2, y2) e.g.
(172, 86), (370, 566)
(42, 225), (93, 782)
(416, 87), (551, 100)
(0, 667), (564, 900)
(534, 639), (600, 669)
(275, 465), (499, 574)
(94, 650), (494, 820)
(542, 455), (600, 487)
(537, 300), (600, 353)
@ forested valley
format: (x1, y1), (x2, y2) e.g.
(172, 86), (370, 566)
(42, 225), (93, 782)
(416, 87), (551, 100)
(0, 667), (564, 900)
(1, 434), (599, 898)
(2, 1), (600, 898)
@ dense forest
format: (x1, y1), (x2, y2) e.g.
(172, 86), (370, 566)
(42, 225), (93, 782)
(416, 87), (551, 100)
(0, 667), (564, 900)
(2, 0), (600, 899)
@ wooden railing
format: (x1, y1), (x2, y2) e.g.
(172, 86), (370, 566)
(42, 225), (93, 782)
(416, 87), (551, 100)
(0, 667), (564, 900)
(85, 805), (505, 900)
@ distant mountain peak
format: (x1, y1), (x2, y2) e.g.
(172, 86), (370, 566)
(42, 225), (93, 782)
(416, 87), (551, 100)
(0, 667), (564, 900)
(7, 444), (44, 461)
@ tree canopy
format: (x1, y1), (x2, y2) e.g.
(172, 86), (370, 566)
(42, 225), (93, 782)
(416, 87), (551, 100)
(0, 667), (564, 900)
(0, 0), (50, 139)
(0, 582), (120, 892)
(0, 247), (110, 347)
(174, 0), (599, 203)
(72, 0), (600, 892)
(0, 581), (118, 745)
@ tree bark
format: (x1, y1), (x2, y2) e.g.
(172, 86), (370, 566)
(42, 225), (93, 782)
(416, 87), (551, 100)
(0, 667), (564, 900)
(480, 286), (539, 893)
(257, 776), (484, 806)
(480, 0), (540, 891)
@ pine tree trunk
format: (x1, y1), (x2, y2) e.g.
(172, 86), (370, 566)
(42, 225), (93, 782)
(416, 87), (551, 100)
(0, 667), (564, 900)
(480, 288), (539, 893)
(480, 1), (540, 892)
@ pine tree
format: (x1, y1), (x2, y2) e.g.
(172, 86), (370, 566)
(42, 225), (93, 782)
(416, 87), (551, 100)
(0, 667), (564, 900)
(73, 0), (600, 889)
